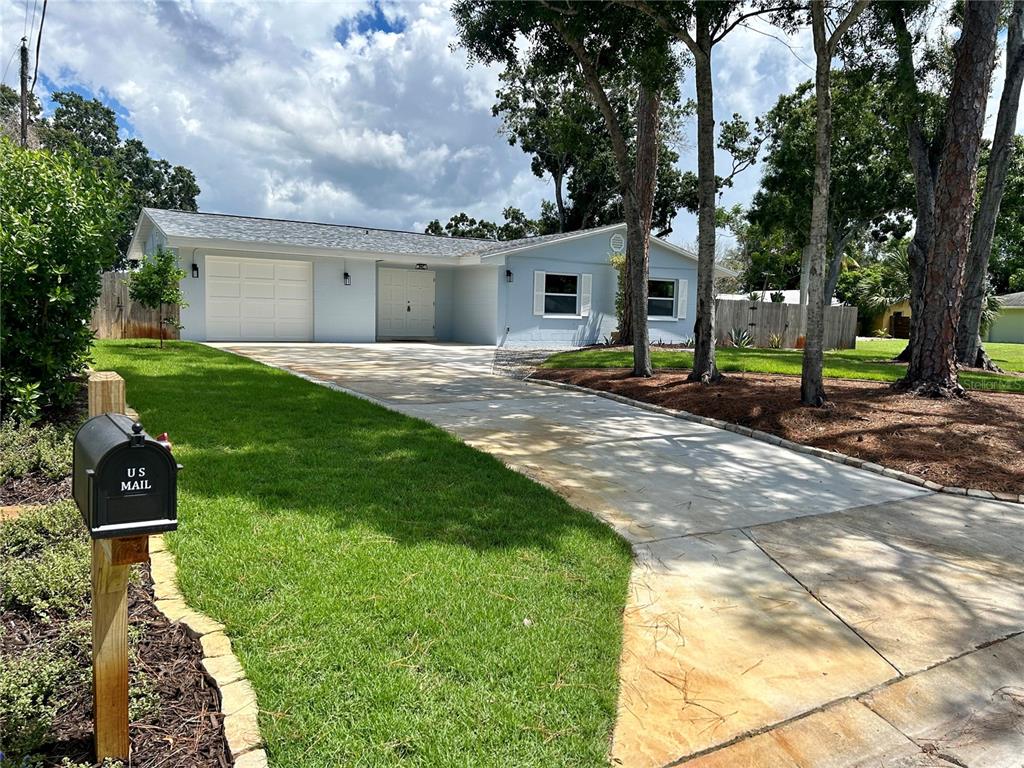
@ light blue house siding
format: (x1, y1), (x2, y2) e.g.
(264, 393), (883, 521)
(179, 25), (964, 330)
(171, 245), (378, 343)
(498, 237), (698, 347)
(368, 263), (500, 345)
(132, 210), (704, 348)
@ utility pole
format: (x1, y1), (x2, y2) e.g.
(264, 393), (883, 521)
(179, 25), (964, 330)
(20, 36), (29, 147)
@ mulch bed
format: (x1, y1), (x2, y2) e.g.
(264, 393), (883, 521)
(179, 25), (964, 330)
(1, 564), (231, 767)
(533, 368), (1024, 496)
(1, 473), (72, 506)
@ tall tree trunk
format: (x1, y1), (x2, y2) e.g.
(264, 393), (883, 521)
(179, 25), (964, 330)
(825, 226), (857, 306)
(799, 245), (811, 306)
(627, 85), (660, 377)
(801, 0), (871, 402)
(802, 1), (834, 406)
(890, 5), (938, 365)
(956, 0), (1023, 369)
(619, 243), (635, 345)
(901, 0), (999, 396)
(557, 23), (657, 376)
(688, 21), (721, 383)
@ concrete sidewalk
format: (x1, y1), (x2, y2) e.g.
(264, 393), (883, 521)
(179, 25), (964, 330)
(219, 343), (1024, 767)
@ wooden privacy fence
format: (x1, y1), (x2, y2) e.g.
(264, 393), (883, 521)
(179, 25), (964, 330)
(92, 272), (180, 340)
(714, 298), (858, 350)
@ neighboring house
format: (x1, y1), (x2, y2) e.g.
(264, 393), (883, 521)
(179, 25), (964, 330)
(987, 291), (1024, 344)
(128, 208), (729, 347)
(867, 299), (912, 339)
(717, 290), (842, 306)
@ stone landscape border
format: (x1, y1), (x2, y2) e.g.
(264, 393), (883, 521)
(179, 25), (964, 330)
(525, 375), (1024, 505)
(149, 535), (267, 767)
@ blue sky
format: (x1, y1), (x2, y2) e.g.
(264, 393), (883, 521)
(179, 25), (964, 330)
(1, 1), (1017, 250)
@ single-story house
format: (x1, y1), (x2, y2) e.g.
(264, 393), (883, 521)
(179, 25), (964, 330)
(987, 291), (1024, 344)
(128, 208), (729, 347)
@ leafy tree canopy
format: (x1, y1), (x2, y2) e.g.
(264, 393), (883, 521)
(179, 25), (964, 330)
(425, 207), (541, 241)
(492, 60), (694, 236)
(747, 70), (915, 275)
(41, 91), (120, 157)
(4, 88), (201, 261)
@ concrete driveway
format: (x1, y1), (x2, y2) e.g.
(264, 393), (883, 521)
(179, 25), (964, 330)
(219, 342), (1024, 768)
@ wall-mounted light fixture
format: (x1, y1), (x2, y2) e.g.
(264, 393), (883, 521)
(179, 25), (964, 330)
(343, 271), (352, 286)
(505, 269), (514, 284)
(415, 263), (428, 270)
(191, 263), (200, 279)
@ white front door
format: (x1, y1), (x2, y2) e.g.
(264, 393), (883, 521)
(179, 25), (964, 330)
(377, 268), (435, 338)
(206, 255), (313, 341)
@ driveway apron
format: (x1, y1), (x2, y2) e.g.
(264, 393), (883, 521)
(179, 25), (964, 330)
(217, 343), (1024, 768)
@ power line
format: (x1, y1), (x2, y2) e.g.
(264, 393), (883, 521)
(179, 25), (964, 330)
(28, 0), (39, 42)
(1, 44), (19, 85)
(31, 0), (46, 92)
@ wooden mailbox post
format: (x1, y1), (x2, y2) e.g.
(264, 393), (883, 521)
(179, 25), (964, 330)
(82, 371), (187, 760)
(89, 371), (148, 759)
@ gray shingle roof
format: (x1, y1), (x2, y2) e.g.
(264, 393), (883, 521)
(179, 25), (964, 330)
(142, 208), (622, 260)
(997, 291), (1024, 308)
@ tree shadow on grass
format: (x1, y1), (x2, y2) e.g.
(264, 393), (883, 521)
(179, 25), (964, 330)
(94, 343), (630, 555)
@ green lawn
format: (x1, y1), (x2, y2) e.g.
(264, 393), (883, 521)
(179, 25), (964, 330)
(541, 338), (1024, 392)
(92, 341), (632, 768)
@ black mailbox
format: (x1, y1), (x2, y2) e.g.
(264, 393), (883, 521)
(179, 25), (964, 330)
(73, 413), (180, 538)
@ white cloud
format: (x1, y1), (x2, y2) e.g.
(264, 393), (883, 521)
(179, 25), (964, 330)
(3, 0), (1016, 247)
(4, 0), (547, 230)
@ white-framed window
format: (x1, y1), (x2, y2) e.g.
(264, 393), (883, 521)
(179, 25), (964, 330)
(533, 271), (592, 317)
(648, 279), (676, 318)
(544, 273), (579, 314)
(647, 278), (688, 320)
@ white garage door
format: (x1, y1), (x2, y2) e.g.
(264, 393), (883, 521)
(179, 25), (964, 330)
(206, 256), (313, 341)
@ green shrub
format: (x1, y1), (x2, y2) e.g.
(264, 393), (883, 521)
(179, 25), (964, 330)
(0, 646), (76, 762)
(0, 501), (89, 618)
(728, 327), (754, 348)
(768, 332), (784, 349)
(0, 137), (128, 417)
(0, 419), (75, 485)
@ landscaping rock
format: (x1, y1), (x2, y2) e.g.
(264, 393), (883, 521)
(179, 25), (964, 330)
(155, 599), (226, 637)
(200, 631), (233, 659)
(147, 537), (263, 763)
(234, 749), (269, 768)
(221, 679), (262, 756)
(203, 653), (246, 686)
(150, 550), (181, 600)
(967, 488), (995, 499)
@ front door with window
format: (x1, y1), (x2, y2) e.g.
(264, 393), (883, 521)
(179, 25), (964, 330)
(377, 267), (436, 338)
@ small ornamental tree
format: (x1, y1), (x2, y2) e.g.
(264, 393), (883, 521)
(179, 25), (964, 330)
(0, 138), (126, 420)
(127, 247), (187, 348)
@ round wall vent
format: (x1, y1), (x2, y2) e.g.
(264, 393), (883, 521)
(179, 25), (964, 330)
(609, 233), (626, 252)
